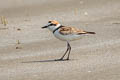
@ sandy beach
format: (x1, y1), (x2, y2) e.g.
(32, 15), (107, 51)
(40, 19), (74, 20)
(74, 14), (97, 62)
(0, 0), (120, 80)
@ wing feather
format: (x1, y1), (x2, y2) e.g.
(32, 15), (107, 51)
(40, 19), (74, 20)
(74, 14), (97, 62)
(59, 26), (87, 35)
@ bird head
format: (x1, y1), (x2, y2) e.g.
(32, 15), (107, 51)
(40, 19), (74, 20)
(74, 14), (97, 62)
(42, 20), (61, 32)
(42, 20), (60, 29)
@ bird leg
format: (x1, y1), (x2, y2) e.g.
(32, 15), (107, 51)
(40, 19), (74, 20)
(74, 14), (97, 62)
(55, 42), (69, 61)
(66, 42), (71, 60)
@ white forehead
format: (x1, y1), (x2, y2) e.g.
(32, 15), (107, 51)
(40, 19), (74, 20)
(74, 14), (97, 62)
(45, 23), (51, 26)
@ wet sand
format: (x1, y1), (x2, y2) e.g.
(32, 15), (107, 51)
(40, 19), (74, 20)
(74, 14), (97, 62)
(0, 0), (120, 80)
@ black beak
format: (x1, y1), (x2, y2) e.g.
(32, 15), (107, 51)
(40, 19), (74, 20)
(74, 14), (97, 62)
(42, 26), (48, 29)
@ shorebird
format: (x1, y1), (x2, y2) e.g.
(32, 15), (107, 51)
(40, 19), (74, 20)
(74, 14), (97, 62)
(42, 20), (95, 61)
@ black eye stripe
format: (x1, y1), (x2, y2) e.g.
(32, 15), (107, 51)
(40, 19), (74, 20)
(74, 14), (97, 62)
(48, 24), (56, 26)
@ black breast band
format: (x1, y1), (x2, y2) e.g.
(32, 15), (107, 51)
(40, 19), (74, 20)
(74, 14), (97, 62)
(53, 25), (63, 33)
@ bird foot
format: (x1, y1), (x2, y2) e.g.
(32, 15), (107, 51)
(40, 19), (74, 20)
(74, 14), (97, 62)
(54, 58), (64, 61)
(66, 58), (69, 60)
(54, 58), (70, 61)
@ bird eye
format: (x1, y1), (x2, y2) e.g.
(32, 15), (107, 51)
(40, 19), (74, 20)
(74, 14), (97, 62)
(47, 23), (53, 26)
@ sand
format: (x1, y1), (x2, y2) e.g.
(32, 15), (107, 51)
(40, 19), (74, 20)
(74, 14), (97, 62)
(0, 0), (120, 80)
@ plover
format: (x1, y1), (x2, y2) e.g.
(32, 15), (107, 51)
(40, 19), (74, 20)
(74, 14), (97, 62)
(42, 20), (95, 61)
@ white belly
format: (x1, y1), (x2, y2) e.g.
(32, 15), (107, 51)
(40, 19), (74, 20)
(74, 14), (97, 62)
(54, 31), (83, 41)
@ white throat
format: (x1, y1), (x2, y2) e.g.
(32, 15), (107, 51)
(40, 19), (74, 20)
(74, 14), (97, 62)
(48, 24), (61, 32)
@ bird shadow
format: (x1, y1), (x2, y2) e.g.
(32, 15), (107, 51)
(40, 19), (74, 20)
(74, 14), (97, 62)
(21, 59), (75, 63)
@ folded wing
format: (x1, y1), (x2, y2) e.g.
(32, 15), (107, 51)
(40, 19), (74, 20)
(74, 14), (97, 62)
(59, 26), (95, 35)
